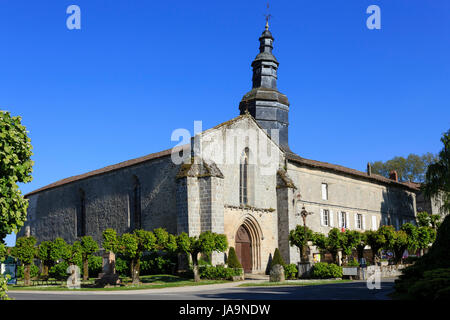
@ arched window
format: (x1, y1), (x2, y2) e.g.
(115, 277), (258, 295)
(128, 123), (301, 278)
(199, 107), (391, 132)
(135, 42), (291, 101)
(240, 148), (249, 205)
(133, 176), (142, 230)
(77, 189), (86, 237)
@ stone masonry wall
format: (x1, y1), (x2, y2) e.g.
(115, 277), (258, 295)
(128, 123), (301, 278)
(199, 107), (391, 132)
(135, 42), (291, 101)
(19, 155), (180, 245)
(285, 161), (417, 262)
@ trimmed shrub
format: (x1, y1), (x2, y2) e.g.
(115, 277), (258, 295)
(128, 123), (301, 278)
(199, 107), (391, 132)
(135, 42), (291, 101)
(395, 215), (450, 299)
(311, 263), (343, 279)
(270, 248), (285, 269)
(406, 268), (450, 300)
(226, 247), (242, 269)
(199, 265), (242, 280)
(17, 264), (40, 280)
(284, 264), (298, 280)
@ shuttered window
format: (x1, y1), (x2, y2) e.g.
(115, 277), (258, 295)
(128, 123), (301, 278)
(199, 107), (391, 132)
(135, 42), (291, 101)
(356, 214), (362, 229)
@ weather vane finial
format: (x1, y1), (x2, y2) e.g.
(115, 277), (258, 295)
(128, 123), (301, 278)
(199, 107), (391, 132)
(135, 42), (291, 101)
(264, 2), (272, 30)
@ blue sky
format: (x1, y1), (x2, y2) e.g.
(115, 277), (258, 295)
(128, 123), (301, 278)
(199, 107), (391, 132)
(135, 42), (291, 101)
(1, 0), (449, 246)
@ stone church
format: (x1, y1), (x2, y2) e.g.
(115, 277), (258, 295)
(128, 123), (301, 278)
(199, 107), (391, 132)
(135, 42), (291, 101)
(19, 23), (419, 273)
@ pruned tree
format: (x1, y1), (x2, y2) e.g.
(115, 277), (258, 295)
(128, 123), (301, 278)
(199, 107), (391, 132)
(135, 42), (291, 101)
(392, 230), (408, 264)
(401, 223), (419, 255)
(176, 231), (228, 282)
(289, 225), (313, 262)
(364, 230), (385, 263)
(312, 228), (343, 264)
(102, 228), (118, 254)
(62, 241), (82, 266)
(117, 230), (156, 284)
(80, 236), (99, 281)
(11, 236), (37, 286)
(37, 241), (54, 277)
(378, 225), (396, 252)
(417, 226), (436, 256)
(326, 228), (344, 264)
(355, 231), (367, 262)
(341, 230), (361, 264)
(153, 227), (178, 253)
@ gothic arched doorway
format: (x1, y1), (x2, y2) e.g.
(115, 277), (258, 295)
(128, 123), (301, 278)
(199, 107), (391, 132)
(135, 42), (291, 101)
(235, 225), (252, 273)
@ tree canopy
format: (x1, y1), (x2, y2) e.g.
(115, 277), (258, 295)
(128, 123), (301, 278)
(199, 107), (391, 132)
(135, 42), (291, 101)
(289, 225), (313, 262)
(102, 228), (118, 253)
(0, 111), (33, 242)
(176, 231), (228, 282)
(423, 129), (450, 214)
(370, 152), (438, 183)
(80, 236), (99, 281)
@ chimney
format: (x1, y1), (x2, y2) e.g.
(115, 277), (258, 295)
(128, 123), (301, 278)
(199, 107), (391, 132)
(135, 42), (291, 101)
(389, 170), (398, 182)
(367, 163), (372, 176)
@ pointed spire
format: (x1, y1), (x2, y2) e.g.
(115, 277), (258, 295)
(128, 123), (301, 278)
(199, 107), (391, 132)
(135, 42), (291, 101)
(239, 22), (291, 151)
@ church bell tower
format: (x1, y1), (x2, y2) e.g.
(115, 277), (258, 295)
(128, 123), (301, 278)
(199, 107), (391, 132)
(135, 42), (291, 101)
(239, 21), (290, 151)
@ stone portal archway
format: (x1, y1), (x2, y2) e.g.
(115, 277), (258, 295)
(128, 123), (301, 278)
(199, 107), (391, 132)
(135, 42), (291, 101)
(235, 225), (252, 273)
(234, 215), (263, 273)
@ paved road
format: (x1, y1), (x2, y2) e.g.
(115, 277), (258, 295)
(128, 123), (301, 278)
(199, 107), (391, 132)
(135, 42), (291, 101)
(8, 279), (395, 300)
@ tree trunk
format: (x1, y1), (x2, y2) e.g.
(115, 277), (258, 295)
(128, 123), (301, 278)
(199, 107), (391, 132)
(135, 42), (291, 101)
(42, 264), (49, 277)
(192, 253), (200, 282)
(83, 258), (89, 281)
(131, 258), (140, 284)
(24, 264), (31, 286)
(300, 244), (310, 262)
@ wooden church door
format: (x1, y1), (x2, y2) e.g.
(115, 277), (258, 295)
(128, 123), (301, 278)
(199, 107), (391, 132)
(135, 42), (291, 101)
(235, 225), (252, 273)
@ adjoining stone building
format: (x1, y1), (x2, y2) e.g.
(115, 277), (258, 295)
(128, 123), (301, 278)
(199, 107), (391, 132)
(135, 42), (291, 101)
(19, 23), (420, 272)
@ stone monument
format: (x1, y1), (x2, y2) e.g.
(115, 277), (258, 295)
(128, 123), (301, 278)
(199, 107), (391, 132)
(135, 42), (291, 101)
(270, 264), (285, 282)
(95, 251), (120, 287)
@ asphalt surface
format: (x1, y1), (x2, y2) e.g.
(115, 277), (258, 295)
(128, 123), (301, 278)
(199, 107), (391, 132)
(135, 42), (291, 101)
(7, 279), (395, 300)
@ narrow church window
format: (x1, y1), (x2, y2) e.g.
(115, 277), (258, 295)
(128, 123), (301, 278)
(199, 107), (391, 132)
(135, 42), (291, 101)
(77, 189), (86, 237)
(321, 183), (328, 200)
(133, 176), (142, 229)
(240, 148), (249, 205)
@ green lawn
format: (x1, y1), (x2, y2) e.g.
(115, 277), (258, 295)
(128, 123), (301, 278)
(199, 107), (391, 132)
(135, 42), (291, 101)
(238, 279), (350, 287)
(7, 274), (229, 291)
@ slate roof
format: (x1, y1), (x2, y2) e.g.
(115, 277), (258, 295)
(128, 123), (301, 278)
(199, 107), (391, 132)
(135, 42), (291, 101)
(285, 152), (420, 191)
(25, 147), (177, 197)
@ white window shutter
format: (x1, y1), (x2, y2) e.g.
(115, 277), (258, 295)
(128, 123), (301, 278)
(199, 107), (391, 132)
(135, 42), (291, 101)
(362, 215), (366, 230)
(320, 209), (324, 226)
(372, 216), (377, 230)
(354, 213), (358, 229)
(346, 212), (350, 229)
(338, 212), (342, 228)
(330, 210), (334, 227)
